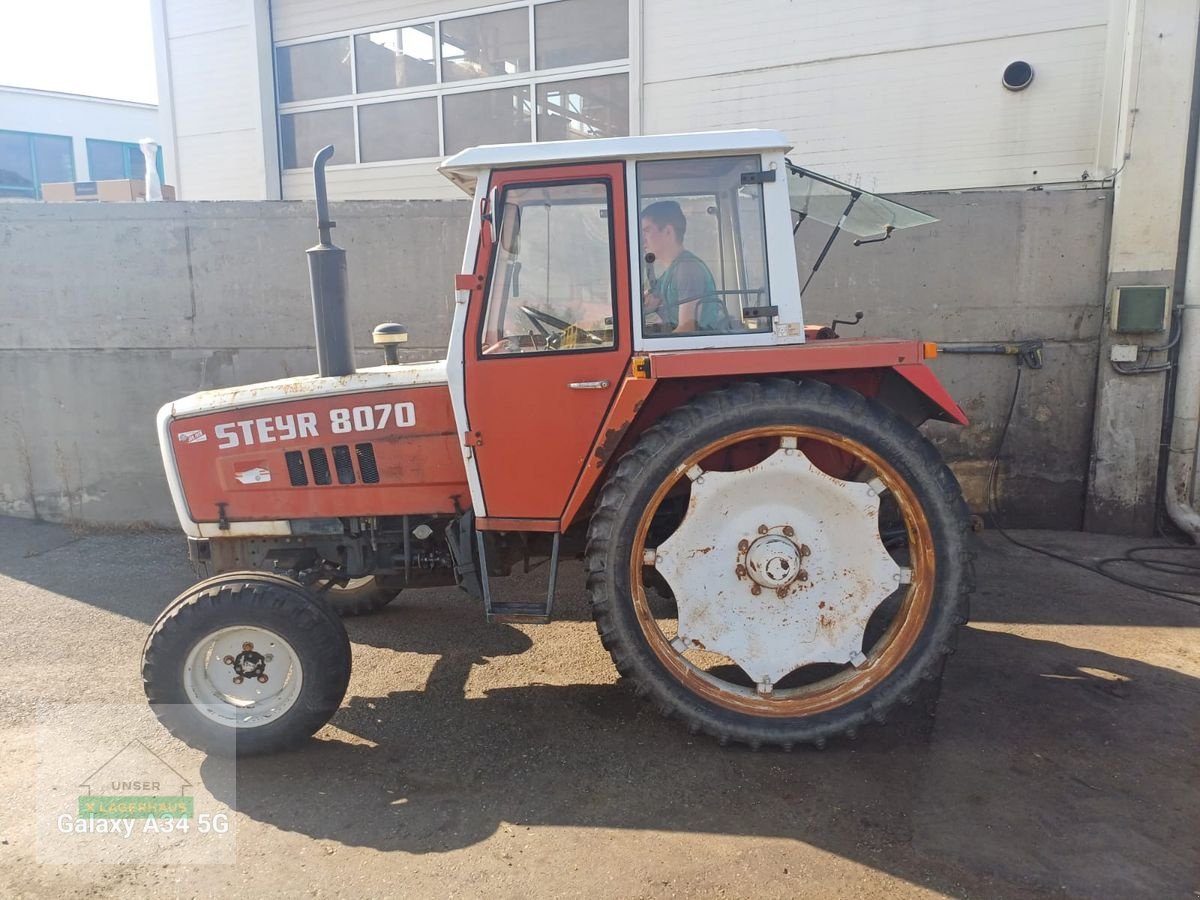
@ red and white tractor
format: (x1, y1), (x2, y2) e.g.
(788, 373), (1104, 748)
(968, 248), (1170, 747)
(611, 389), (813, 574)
(144, 129), (971, 755)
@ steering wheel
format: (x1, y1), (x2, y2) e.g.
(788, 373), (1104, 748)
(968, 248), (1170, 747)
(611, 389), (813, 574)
(519, 305), (605, 346)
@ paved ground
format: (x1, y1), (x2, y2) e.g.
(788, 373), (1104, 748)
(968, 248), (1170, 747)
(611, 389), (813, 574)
(0, 516), (1197, 899)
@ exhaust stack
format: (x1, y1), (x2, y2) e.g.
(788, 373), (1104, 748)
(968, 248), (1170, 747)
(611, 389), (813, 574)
(307, 145), (355, 378)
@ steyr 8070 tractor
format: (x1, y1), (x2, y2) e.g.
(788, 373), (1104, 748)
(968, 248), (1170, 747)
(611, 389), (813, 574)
(144, 130), (971, 755)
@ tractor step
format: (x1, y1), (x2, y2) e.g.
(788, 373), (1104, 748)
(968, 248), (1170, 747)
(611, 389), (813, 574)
(486, 601), (552, 625)
(477, 531), (561, 625)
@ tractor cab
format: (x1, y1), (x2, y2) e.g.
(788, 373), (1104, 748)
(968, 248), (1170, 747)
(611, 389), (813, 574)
(438, 130), (947, 529)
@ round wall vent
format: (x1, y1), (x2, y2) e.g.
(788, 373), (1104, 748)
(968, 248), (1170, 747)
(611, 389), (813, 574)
(1002, 60), (1035, 91)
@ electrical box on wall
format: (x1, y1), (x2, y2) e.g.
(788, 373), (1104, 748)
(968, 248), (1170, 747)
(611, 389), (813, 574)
(1111, 285), (1171, 334)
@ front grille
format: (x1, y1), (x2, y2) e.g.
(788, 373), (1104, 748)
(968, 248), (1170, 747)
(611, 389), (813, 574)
(284, 442), (379, 487)
(356, 443), (379, 483)
(332, 445), (356, 484)
(285, 451), (308, 486)
(308, 448), (332, 485)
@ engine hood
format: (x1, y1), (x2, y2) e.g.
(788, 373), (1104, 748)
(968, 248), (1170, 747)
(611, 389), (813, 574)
(161, 360), (449, 419)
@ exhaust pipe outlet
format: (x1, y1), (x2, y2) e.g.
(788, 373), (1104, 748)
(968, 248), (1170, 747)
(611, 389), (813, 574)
(307, 145), (355, 378)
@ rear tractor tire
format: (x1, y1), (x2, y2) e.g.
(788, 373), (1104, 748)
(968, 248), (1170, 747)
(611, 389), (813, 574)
(143, 572), (352, 756)
(585, 378), (971, 750)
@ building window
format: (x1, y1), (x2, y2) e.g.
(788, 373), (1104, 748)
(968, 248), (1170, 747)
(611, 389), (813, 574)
(441, 8), (530, 83)
(280, 109), (355, 170)
(86, 139), (164, 182)
(0, 130), (74, 198)
(277, 37), (352, 103)
(355, 26), (436, 92)
(275, 0), (631, 170)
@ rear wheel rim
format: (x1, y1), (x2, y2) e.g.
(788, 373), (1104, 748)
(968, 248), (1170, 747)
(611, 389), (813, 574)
(629, 425), (935, 718)
(183, 626), (304, 728)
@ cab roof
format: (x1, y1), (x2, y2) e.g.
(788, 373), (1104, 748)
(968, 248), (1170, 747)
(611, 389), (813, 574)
(438, 129), (792, 194)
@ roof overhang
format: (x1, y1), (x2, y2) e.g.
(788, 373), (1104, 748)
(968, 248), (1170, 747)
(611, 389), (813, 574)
(437, 129), (793, 194)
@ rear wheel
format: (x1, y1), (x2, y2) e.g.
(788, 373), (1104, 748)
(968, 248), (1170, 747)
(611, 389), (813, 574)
(585, 379), (971, 749)
(143, 572), (351, 756)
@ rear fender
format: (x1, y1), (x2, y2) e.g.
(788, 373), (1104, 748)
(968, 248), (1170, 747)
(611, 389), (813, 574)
(561, 364), (965, 530)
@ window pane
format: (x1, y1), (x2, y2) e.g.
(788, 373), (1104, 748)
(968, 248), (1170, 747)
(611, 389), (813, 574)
(32, 134), (73, 184)
(536, 74), (628, 141)
(481, 181), (614, 355)
(127, 143), (147, 181)
(87, 139), (127, 180)
(0, 132), (34, 194)
(280, 108), (355, 169)
(441, 8), (529, 83)
(443, 85), (531, 155)
(359, 98), (439, 162)
(535, 0), (627, 68)
(637, 156), (770, 337)
(277, 38), (351, 103)
(355, 25), (436, 92)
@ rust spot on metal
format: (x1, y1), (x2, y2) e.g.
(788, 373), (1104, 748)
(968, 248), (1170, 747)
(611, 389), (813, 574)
(691, 639), (706, 650)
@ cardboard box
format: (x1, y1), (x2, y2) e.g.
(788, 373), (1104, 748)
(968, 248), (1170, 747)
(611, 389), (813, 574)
(41, 180), (176, 202)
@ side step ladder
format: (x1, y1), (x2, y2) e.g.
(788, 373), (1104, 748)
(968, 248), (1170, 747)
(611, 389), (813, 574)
(476, 531), (560, 624)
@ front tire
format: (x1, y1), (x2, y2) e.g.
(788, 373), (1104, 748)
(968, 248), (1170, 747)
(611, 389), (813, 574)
(585, 379), (971, 749)
(143, 572), (351, 756)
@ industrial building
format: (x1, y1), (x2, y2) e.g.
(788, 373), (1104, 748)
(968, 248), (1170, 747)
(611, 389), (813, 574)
(0, 86), (161, 199)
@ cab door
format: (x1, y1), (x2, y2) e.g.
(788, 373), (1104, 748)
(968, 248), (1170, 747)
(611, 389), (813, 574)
(463, 162), (631, 526)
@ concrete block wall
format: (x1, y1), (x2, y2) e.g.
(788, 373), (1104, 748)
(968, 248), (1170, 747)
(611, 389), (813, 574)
(0, 191), (1110, 528)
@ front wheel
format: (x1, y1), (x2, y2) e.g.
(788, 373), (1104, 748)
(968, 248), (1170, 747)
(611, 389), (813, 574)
(585, 378), (971, 750)
(143, 572), (351, 756)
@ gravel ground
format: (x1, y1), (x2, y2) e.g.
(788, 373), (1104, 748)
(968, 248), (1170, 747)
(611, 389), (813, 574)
(0, 516), (1197, 899)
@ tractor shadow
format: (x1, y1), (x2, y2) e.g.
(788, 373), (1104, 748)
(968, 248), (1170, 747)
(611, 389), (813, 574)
(205, 621), (1200, 898)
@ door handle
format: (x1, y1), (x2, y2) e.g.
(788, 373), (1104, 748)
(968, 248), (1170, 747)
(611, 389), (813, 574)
(568, 380), (610, 390)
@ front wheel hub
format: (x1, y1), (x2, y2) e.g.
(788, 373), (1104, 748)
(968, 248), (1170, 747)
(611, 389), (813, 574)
(742, 532), (805, 589)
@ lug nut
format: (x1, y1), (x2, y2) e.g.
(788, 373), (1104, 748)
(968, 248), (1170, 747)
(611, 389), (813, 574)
(797, 569), (809, 582)
(222, 655), (235, 666)
(735, 564), (747, 577)
(257, 674), (269, 684)
(232, 676), (244, 685)
(738, 539), (749, 553)
(757, 525), (768, 535)
(783, 525), (795, 537)
(242, 642), (254, 652)
(800, 544), (811, 557)
(751, 585), (762, 596)
(776, 587), (788, 598)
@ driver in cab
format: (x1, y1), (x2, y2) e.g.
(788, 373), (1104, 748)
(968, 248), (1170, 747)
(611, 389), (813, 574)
(640, 201), (724, 335)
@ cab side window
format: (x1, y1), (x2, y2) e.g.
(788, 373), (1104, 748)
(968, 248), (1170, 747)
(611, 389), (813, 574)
(637, 156), (772, 337)
(480, 181), (616, 355)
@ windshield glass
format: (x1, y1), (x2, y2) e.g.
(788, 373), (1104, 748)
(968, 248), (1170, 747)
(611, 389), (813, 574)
(786, 162), (937, 237)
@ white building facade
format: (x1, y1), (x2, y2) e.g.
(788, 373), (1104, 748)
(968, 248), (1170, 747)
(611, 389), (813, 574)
(0, 87), (161, 199)
(150, 0), (1189, 203)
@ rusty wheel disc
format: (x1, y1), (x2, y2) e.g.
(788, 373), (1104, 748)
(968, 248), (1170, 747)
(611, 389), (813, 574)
(630, 425), (935, 718)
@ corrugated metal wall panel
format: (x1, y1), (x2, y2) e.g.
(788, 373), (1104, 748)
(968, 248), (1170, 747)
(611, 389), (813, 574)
(164, 0), (252, 37)
(271, 0), (487, 42)
(177, 130), (271, 197)
(645, 26), (1108, 192)
(641, 0), (1107, 83)
(282, 161), (464, 200)
(170, 29), (263, 137)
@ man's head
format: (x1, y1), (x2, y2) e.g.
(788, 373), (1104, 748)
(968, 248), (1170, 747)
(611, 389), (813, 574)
(641, 200), (687, 260)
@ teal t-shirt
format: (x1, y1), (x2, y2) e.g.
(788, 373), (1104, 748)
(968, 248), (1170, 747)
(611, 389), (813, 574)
(657, 250), (723, 331)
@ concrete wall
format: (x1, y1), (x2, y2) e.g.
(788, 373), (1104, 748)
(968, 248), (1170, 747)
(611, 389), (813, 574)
(0, 189), (1109, 528)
